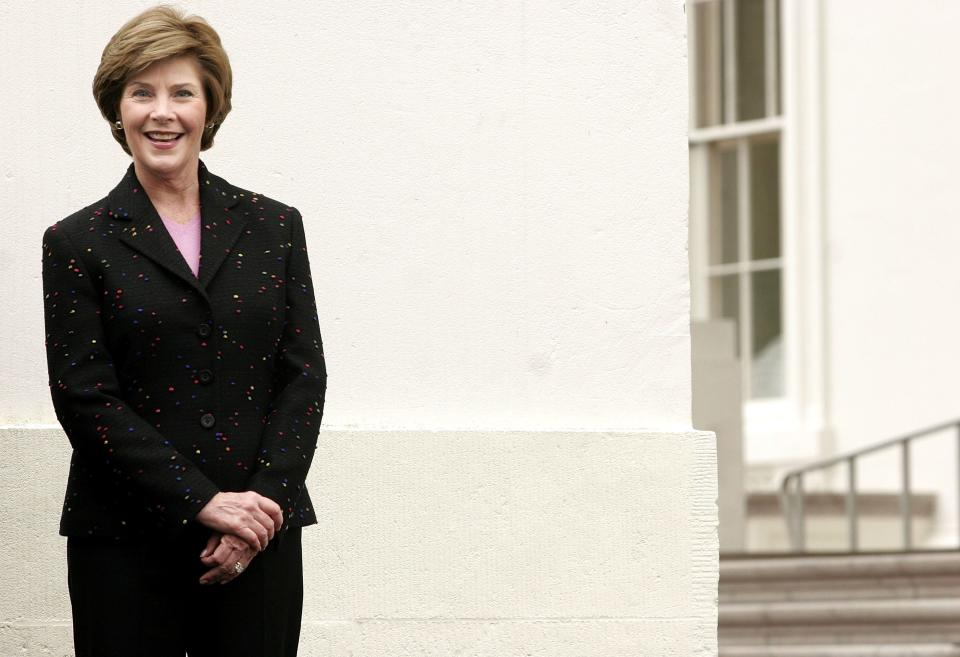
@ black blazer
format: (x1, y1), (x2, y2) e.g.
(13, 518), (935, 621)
(41, 160), (327, 540)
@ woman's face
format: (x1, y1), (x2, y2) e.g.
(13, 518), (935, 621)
(118, 55), (208, 183)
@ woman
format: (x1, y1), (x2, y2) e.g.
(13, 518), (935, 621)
(41, 5), (327, 656)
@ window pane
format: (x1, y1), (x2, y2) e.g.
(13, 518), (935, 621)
(736, 0), (767, 121)
(694, 0), (724, 128)
(710, 147), (739, 265)
(710, 274), (740, 357)
(750, 139), (780, 260)
(751, 269), (782, 398)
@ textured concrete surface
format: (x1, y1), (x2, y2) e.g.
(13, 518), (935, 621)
(3, 428), (717, 656)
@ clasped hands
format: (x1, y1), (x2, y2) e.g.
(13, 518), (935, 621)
(194, 491), (284, 586)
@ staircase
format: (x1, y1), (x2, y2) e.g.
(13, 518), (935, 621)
(719, 551), (960, 657)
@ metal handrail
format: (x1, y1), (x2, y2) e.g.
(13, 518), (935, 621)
(778, 418), (960, 552)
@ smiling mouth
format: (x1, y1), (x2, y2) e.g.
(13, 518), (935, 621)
(145, 132), (183, 143)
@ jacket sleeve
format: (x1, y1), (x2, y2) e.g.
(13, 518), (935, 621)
(247, 208), (327, 516)
(42, 223), (221, 534)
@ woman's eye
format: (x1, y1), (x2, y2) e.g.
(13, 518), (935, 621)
(176, 90), (194, 97)
(131, 89), (149, 97)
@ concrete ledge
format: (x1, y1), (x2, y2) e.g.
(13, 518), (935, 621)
(1, 427), (718, 657)
(721, 598), (960, 626)
(721, 645), (960, 657)
(721, 574), (960, 604)
(722, 624), (960, 647)
(721, 552), (960, 582)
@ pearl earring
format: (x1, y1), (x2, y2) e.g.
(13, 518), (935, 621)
(114, 120), (123, 130)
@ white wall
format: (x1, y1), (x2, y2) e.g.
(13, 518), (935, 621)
(821, 1), (960, 542)
(7, 0), (693, 431)
(824, 0), (960, 455)
(1, 2), (717, 655)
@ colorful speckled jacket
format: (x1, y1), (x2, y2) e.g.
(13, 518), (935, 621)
(41, 160), (327, 540)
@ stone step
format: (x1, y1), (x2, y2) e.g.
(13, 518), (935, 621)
(721, 645), (960, 657)
(720, 598), (960, 645)
(745, 492), (938, 552)
(747, 493), (937, 519)
(721, 552), (960, 603)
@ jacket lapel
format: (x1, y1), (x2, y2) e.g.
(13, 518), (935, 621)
(195, 161), (249, 290)
(111, 159), (247, 300)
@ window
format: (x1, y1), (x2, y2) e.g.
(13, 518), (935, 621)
(689, 0), (784, 402)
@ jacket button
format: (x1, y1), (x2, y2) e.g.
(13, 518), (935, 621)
(198, 369), (214, 384)
(197, 323), (212, 338)
(200, 413), (216, 429)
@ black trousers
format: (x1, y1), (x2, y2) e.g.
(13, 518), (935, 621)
(66, 522), (303, 657)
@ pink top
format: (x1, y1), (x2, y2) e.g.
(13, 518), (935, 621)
(160, 211), (202, 278)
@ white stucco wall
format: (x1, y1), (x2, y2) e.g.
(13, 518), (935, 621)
(8, 1), (693, 430)
(825, 0), (960, 455)
(2, 2), (716, 655)
(822, 1), (960, 542)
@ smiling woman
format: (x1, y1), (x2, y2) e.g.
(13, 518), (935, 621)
(117, 55), (210, 190)
(42, 4), (326, 657)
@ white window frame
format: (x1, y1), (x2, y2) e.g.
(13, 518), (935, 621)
(688, 0), (833, 467)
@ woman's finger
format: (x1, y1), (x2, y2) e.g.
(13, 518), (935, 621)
(248, 522), (268, 552)
(201, 550), (255, 585)
(200, 560), (233, 585)
(199, 532), (221, 559)
(269, 506), (284, 532)
(217, 558), (247, 585)
(207, 537), (237, 567)
(207, 533), (256, 562)
(199, 542), (243, 584)
(256, 496), (283, 530)
(232, 525), (263, 552)
(221, 532), (255, 555)
(250, 507), (276, 541)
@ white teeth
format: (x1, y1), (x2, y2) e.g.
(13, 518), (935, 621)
(146, 132), (179, 141)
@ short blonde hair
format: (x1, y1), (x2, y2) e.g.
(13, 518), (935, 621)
(93, 4), (232, 154)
